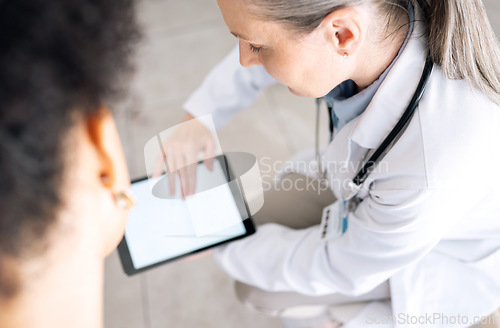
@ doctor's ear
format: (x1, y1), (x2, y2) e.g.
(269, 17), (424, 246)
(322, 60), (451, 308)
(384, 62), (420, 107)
(320, 7), (363, 57)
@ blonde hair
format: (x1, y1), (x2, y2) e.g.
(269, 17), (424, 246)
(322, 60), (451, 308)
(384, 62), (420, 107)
(244, 0), (500, 105)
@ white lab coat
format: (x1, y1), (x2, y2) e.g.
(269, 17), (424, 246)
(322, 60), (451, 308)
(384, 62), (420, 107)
(183, 13), (500, 328)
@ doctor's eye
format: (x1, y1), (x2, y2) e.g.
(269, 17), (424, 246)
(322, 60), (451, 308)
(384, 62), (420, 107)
(249, 44), (263, 53)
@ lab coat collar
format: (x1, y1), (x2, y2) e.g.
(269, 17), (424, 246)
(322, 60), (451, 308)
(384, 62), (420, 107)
(349, 9), (429, 150)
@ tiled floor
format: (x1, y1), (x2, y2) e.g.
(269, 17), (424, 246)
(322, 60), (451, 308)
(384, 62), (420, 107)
(105, 1), (500, 327)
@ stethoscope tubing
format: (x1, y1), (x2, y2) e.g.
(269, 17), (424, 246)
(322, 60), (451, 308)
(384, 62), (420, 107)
(352, 54), (433, 186)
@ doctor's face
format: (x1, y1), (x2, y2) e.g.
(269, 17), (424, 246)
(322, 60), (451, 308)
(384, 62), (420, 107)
(216, 0), (350, 98)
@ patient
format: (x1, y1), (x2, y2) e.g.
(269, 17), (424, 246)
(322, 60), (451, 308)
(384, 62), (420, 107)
(0, 1), (139, 327)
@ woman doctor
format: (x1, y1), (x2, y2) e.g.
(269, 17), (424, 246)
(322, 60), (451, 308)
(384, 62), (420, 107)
(164, 0), (500, 327)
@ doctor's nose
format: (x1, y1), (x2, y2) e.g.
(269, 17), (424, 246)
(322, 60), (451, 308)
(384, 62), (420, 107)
(239, 40), (262, 68)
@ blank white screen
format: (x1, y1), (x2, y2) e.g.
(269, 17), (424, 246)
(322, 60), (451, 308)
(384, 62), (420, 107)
(125, 161), (247, 269)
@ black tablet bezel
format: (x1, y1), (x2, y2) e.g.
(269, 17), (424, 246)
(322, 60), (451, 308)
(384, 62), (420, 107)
(117, 155), (256, 276)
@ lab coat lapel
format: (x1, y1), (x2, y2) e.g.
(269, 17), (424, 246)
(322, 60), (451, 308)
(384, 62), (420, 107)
(349, 13), (428, 152)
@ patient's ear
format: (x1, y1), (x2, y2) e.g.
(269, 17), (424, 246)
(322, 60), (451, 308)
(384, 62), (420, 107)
(86, 107), (130, 193)
(83, 107), (131, 255)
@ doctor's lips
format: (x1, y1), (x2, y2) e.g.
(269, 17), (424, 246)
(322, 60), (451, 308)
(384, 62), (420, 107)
(151, 152), (257, 200)
(288, 87), (302, 96)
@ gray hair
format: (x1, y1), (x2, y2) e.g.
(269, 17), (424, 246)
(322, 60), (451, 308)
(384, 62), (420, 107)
(243, 0), (500, 105)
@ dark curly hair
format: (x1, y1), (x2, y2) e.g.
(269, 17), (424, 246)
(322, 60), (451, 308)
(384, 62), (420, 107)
(0, 0), (139, 299)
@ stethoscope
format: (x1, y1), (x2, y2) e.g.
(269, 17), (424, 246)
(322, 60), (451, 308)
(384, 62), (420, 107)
(315, 54), (434, 214)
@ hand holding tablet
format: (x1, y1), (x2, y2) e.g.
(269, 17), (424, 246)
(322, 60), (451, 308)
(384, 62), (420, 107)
(153, 113), (217, 198)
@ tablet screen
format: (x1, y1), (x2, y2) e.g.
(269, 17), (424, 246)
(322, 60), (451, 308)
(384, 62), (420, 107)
(119, 158), (254, 274)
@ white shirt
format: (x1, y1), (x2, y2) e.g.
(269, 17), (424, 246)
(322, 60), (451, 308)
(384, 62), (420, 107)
(183, 8), (500, 327)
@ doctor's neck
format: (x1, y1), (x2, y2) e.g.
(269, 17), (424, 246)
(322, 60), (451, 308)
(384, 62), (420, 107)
(350, 21), (409, 93)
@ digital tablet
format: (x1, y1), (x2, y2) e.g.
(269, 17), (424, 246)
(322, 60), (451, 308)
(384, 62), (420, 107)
(117, 155), (256, 275)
